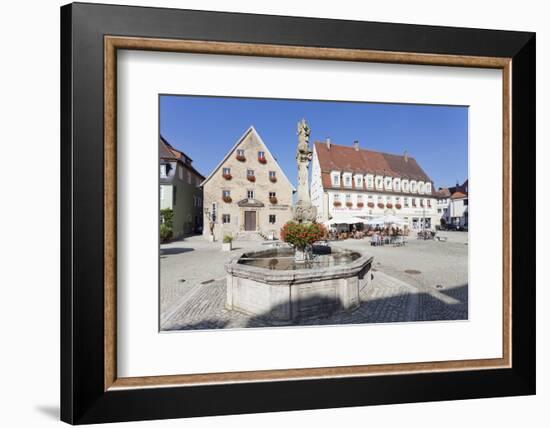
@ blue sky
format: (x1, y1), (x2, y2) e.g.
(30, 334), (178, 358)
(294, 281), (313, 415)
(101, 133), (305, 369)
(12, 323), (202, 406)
(160, 95), (468, 189)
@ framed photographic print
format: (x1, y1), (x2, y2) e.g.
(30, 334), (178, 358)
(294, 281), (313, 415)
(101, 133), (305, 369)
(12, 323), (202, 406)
(61, 2), (536, 424)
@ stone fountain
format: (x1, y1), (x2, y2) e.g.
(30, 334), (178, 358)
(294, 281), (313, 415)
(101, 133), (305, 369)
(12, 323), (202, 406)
(224, 120), (373, 323)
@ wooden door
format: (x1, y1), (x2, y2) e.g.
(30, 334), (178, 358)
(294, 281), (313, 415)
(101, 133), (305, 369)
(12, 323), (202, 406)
(244, 211), (256, 231)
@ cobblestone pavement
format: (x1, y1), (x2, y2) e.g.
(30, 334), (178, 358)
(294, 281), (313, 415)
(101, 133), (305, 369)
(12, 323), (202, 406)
(160, 232), (468, 331)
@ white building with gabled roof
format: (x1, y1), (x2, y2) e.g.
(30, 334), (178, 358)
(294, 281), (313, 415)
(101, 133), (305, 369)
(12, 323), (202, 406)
(200, 126), (295, 241)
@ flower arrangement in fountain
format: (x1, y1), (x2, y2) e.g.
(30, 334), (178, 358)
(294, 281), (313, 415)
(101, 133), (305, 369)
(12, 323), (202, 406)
(280, 221), (327, 252)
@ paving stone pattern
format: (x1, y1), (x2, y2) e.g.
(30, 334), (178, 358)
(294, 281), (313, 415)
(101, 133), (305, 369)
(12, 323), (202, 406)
(160, 232), (468, 331)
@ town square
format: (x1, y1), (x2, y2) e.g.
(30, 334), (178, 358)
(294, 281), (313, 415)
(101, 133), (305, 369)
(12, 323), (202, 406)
(159, 96), (469, 331)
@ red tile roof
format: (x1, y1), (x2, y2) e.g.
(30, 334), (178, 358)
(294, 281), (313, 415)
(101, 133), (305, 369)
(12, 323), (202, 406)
(159, 136), (205, 179)
(451, 191), (467, 199)
(314, 142), (431, 181)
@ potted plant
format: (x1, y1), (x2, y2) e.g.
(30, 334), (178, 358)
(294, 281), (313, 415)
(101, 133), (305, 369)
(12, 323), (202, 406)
(367, 202), (375, 208)
(345, 201), (353, 208)
(269, 176), (277, 183)
(258, 156), (267, 164)
(357, 202), (364, 208)
(280, 221), (327, 261)
(395, 203), (402, 209)
(269, 196), (278, 204)
(222, 195), (232, 203)
(247, 175), (256, 182)
(377, 202), (385, 209)
(222, 172), (232, 180)
(386, 203), (393, 209)
(222, 234), (233, 251)
(333, 201), (342, 207)
(236, 153), (246, 162)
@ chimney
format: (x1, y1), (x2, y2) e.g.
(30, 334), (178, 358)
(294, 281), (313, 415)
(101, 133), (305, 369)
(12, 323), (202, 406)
(326, 137), (331, 149)
(404, 150), (408, 163)
(353, 140), (359, 151)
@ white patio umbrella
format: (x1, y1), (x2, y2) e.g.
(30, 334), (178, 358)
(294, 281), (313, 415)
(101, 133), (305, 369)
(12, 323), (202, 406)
(324, 216), (367, 226)
(382, 215), (408, 226)
(365, 217), (386, 226)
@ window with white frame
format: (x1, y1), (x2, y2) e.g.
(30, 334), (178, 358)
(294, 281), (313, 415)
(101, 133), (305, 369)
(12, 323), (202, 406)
(343, 174), (352, 187)
(237, 149), (245, 157)
(426, 182), (432, 193)
(402, 180), (409, 192)
(223, 167), (231, 175)
(211, 203), (217, 222)
(269, 214), (276, 224)
(366, 175), (374, 189)
(384, 177), (392, 190)
(404, 197), (409, 207)
(331, 172), (340, 186)
(222, 190), (231, 198)
(393, 178), (401, 192)
(355, 175), (363, 188)
(410, 181), (417, 193)
(375, 176), (383, 189)
(222, 214), (231, 224)
(247, 190), (254, 199)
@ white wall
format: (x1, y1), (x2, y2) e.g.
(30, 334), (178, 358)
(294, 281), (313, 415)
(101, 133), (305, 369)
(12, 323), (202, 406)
(0, 1), (546, 427)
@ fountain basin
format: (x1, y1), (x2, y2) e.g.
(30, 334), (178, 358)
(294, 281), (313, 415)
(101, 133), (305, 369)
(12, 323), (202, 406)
(224, 246), (373, 323)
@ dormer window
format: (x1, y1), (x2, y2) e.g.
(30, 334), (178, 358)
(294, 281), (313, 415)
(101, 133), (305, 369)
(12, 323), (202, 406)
(393, 177), (401, 192)
(343, 174), (352, 187)
(426, 183), (432, 194)
(410, 180), (417, 193)
(331, 172), (340, 186)
(375, 176), (383, 189)
(354, 175), (363, 188)
(384, 177), (393, 190)
(402, 179), (409, 192)
(366, 175), (374, 189)
(418, 181), (425, 194)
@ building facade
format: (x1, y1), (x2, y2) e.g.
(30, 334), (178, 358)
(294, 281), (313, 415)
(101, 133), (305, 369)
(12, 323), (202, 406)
(160, 136), (205, 238)
(434, 187), (451, 227)
(311, 139), (438, 230)
(435, 180), (468, 228)
(200, 127), (294, 241)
